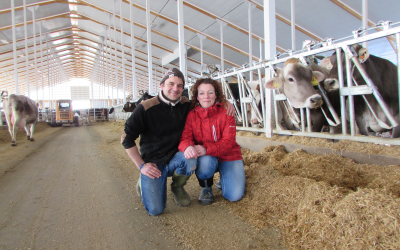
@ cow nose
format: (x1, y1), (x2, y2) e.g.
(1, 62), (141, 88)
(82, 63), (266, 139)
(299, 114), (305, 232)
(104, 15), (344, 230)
(310, 95), (323, 106)
(324, 79), (336, 88)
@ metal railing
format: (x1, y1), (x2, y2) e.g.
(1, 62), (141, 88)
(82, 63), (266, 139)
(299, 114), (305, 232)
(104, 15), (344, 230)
(214, 21), (400, 145)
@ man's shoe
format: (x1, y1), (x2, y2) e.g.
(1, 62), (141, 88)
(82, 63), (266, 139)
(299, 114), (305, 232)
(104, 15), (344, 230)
(198, 187), (213, 205)
(171, 172), (191, 207)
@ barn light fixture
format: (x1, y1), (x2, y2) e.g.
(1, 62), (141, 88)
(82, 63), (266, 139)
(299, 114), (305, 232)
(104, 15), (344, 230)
(0, 39), (8, 44)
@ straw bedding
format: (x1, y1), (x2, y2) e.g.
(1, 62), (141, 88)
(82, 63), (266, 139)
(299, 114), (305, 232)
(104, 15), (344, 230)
(98, 121), (400, 249)
(229, 146), (400, 249)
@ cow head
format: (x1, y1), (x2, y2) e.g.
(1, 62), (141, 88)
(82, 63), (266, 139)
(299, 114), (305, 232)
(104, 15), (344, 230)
(324, 44), (370, 91)
(264, 58), (325, 109)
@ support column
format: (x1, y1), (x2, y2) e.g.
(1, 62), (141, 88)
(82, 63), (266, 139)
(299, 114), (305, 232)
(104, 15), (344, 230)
(11, 0), (18, 94)
(28, 5), (39, 102)
(245, 1), (253, 81)
(23, 0), (30, 97)
(217, 20), (227, 74)
(177, 0), (186, 78)
(130, 0), (137, 99)
(197, 33), (205, 77)
(145, 0), (153, 92)
(119, 0), (126, 103)
(362, 0), (368, 48)
(263, 0), (276, 138)
(291, 0), (296, 51)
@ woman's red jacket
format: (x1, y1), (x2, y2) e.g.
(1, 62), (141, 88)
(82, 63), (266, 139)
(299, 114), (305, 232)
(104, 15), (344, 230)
(178, 102), (242, 162)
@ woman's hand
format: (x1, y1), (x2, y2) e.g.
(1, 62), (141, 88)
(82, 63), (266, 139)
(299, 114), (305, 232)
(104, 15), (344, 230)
(194, 145), (206, 156)
(224, 101), (235, 116)
(184, 145), (199, 159)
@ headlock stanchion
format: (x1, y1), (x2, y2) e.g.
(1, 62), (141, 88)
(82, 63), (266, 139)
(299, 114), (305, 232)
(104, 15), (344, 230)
(213, 22), (400, 146)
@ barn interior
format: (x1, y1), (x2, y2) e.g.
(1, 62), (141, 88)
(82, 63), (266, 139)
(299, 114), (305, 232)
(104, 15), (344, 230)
(1, 1), (400, 249)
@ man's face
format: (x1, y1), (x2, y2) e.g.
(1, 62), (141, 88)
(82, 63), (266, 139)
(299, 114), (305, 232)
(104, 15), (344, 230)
(160, 76), (184, 101)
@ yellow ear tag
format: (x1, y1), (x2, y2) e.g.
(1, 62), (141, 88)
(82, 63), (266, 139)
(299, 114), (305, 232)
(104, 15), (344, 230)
(273, 82), (280, 88)
(311, 76), (319, 86)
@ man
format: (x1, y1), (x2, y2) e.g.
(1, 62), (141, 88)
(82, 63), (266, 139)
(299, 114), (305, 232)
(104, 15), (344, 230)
(122, 68), (234, 216)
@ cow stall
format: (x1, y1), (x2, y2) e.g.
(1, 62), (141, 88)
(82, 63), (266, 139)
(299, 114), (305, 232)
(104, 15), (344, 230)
(214, 22), (400, 146)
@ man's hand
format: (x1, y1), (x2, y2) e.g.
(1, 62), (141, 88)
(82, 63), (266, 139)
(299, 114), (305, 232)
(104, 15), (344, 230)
(184, 145), (199, 159)
(140, 163), (161, 179)
(224, 101), (235, 117)
(194, 145), (206, 156)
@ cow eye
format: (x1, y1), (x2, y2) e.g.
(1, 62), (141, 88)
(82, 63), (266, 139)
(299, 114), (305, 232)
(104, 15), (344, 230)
(288, 77), (295, 82)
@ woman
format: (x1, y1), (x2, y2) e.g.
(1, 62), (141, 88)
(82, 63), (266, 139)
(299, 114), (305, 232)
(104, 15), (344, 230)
(178, 78), (245, 205)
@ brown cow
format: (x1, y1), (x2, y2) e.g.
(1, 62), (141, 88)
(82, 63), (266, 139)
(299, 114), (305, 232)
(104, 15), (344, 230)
(324, 44), (399, 138)
(1, 91), (38, 146)
(264, 58), (327, 132)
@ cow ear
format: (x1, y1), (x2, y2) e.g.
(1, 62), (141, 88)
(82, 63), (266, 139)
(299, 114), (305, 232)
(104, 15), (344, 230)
(358, 47), (370, 63)
(312, 71), (326, 83)
(264, 77), (282, 89)
(320, 56), (333, 70)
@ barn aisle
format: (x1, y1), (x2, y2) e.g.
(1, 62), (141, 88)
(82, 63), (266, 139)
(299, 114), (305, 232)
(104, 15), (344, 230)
(0, 124), (180, 249)
(0, 123), (283, 249)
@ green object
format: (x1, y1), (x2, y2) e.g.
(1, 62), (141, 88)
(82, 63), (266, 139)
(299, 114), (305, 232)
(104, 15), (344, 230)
(171, 172), (191, 207)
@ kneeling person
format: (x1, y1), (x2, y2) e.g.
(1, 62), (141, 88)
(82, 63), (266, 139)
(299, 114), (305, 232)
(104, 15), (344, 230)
(122, 68), (196, 216)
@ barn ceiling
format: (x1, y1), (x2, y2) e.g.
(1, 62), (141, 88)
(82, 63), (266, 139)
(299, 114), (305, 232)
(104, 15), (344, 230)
(0, 0), (399, 98)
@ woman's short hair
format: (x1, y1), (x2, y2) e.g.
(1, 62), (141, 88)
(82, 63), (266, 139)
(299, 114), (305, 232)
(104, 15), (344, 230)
(190, 78), (225, 109)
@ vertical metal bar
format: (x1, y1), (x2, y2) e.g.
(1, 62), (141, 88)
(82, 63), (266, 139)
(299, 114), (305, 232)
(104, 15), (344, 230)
(246, 1), (253, 81)
(11, 0), (18, 94)
(300, 108), (305, 132)
(291, 0), (296, 51)
(119, 0), (126, 103)
(345, 49), (356, 135)
(219, 20), (225, 73)
(306, 108), (311, 132)
(113, 2), (119, 104)
(197, 33), (204, 77)
(40, 22), (44, 108)
(130, 0), (137, 99)
(31, 7), (38, 103)
(336, 48), (347, 135)
(263, 0), (276, 137)
(259, 39), (262, 62)
(177, 0), (185, 78)
(23, 0), (30, 97)
(362, 0), (368, 48)
(397, 33), (400, 122)
(146, 0), (153, 92)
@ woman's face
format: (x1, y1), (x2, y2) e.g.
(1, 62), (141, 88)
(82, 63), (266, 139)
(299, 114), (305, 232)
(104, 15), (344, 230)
(197, 83), (216, 109)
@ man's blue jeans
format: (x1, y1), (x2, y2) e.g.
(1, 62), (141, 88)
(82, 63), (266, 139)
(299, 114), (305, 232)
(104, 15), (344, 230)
(192, 155), (245, 202)
(140, 152), (196, 216)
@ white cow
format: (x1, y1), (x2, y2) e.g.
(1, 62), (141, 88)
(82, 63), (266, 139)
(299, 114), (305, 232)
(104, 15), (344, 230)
(1, 91), (38, 146)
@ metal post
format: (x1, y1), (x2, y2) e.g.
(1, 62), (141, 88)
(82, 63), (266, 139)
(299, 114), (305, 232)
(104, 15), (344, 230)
(130, 0), (137, 99)
(291, 0), (296, 51)
(245, 1), (253, 81)
(362, 0), (368, 48)
(11, 0), (18, 94)
(397, 33), (400, 121)
(23, 0), (30, 97)
(218, 20), (226, 73)
(119, 0), (126, 103)
(263, 0), (276, 138)
(336, 48), (347, 135)
(177, 0), (185, 79)
(197, 34), (205, 77)
(345, 50), (356, 135)
(146, 0), (153, 92)
(29, 6), (39, 103)
(113, 2), (119, 104)
(40, 22), (44, 107)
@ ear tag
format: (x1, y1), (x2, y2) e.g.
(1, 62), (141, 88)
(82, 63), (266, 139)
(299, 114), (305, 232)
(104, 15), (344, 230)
(273, 82), (280, 88)
(311, 76), (319, 86)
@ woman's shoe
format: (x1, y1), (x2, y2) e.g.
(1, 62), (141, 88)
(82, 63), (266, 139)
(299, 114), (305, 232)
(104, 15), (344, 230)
(198, 187), (213, 205)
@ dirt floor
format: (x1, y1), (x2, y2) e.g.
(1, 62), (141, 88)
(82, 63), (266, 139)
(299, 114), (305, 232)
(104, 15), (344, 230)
(0, 122), (285, 249)
(1, 121), (399, 249)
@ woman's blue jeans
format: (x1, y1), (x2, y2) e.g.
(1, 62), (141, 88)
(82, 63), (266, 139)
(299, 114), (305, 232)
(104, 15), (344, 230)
(191, 155), (245, 202)
(140, 152), (196, 216)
